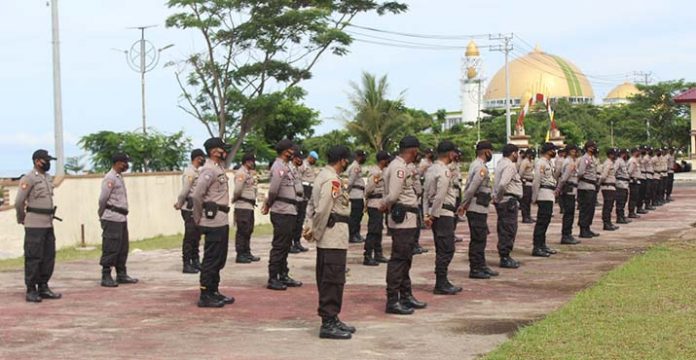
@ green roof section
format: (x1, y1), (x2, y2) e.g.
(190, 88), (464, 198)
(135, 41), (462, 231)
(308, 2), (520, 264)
(551, 55), (583, 97)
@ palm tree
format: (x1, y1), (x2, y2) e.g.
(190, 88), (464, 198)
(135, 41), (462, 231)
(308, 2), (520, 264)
(344, 72), (409, 152)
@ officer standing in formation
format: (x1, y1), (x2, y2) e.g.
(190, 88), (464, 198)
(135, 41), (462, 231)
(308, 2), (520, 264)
(576, 141), (600, 238)
(614, 149), (631, 225)
(15, 150), (62, 302)
(383, 136), (427, 315)
(461, 140), (498, 279)
(554, 147), (567, 214)
(347, 150), (367, 244)
(363, 150), (390, 266)
(556, 145), (580, 245)
(600, 148), (619, 231)
(232, 152), (261, 264)
(98, 153), (138, 287)
(666, 147), (675, 201)
(174, 149), (205, 274)
(305, 145), (356, 340)
(263, 139), (303, 291)
(518, 149), (536, 223)
(451, 149), (464, 243)
(297, 150), (319, 252)
(531, 142), (558, 257)
(191, 138), (234, 308)
(290, 149), (310, 254)
(627, 148), (643, 218)
(423, 140), (462, 295)
(409, 157), (427, 254)
(642, 147), (656, 211)
(492, 144), (523, 268)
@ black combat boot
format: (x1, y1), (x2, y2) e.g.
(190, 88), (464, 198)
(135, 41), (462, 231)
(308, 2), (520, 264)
(385, 295), (414, 315)
(319, 317), (352, 339)
(616, 217), (630, 224)
(197, 289), (225, 308)
(289, 244), (302, 254)
(295, 242), (309, 252)
(192, 257), (201, 271)
(246, 253), (261, 262)
(603, 223), (619, 231)
(500, 256), (521, 268)
(579, 228), (594, 238)
(531, 248), (551, 257)
(483, 266), (500, 276)
(334, 316), (356, 333)
(469, 268), (491, 279)
(235, 254), (252, 264)
(373, 252), (388, 263)
(400, 293), (427, 309)
(211, 287), (235, 304)
(541, 246), (558, 255)
(183, 258), (199, 273)
(560, 235), (581, 245)
(38, 284), (62, 299)
(101, 267), (118, 288)
(363, 255), (378, 266)
(279, 273), (303, 287)
(26, 285), (42, 303)
(267, 276), (288, 291)
(116, 268), (139, 284)
(433, 275), (458, 295)
(446, 279), (463, 293)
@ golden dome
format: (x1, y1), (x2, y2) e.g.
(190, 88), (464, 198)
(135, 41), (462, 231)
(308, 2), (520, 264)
(465, 40), (480, 57)
(605, 82), (640, 101)
(484, 46), (594, 105)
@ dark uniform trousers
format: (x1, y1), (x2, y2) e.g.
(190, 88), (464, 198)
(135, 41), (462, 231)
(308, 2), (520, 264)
(615, 188), (628, 219)
(577, 190), (597, 230)
(386, 228), (417, 298)
(293, 201), (308, 246)
(495, 199), (518, 258)
(667, 174), (674, 198)
(658, 178), (665, 202)
(199, 225), (229, 291)
(628, 183), (640, 214)
(520, 185), (533, 220)
(234, 208), (254, 255)
(465, 212), (488, 271)
(316, 248), (347, 319)
(180, 210), (201, 261)
(432, 216), (455, 276)
(560, 194), (576, 236)
(601, 190), (616, 224)
(349, 199), (364, 240)
(268, 212), (296, 279)
(646, 179), (655, 206)
(100, 220), (129, 271)
(364, 207), (384, 257)
(533, 201), (553, 249)
(24, 228), (56, 288)
(638, 181), (648, 209)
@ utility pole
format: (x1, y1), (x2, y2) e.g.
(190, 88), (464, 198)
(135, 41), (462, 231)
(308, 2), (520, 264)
(634, 71), (653, 141)
(50, 0), (65, 176)
(490, 33), (514, 142)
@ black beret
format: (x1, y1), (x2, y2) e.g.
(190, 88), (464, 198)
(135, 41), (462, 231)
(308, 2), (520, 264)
(327, 145), (351, 163)
(424, 148), (434, 154)
(526, 148), (537, 156)
(584, 140), (597, 149)
(354, 149), (366, 157)
(203, 137), (227, 153)
(606, 147), (617, 156)
(631, 147), (640, 153)
(242, 152), (256, 163)
(111, 152), (130, 164)
(436, 140), (456, 154)
(475, 140), (493, 151)
(540, 142), (557, 153)
(564, 144), (577, 152)
(190, 149), (205, 160)
(376, 150), (390, 162)
(557, 146), (568, 153)
(32, 149), (57, 161)
(399, 135), (420, 149)
(502, 144), (519, 156)
(618, 148), (629, 155)
(275, 139), (295, 153)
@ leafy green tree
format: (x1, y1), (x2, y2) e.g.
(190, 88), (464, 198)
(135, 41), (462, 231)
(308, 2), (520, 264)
(64, 156), (86, 175)
(631, 80), (695, 147)
(166, 0), (407, 160)
(302, 129), (355, 163)
(79, 130), (192, 173)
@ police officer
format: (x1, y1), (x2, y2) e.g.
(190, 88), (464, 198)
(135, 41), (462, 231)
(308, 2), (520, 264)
(98, 153), (138, 287)
(190, 138), (234, 308)
(409, 159), (427, 254)
(531, 142), (558, 257)
(232, 152), (261, 264)
(627, 148), (643, 218)
(304, 145), (356, 340)
(174, 149), (206, 274)
(518, 149), (536, 223)
(493, 144), (523, 268)
(346, 150), (367, 244)
(363, 151), (390, 266)
(666, 147), (675, 202)
(423, 140), (462, 295)
(600, 148), (619, 231)
(302, 150), (319, 206)
(15, 149), (62, 302)
(263, 139), (303, 291)
(383, 136), (427, 315)
(451, 149), (465, 243)
(462, 140), (499, 278)
(655, 148), (667, 205)
(637, 146), (650, 214)
(557, 144), (580, 244)
(290, 148), (310, 253)
(554, 147), (567, 214)
(577, 141), (600, 238)
(614, 149), (631, 224)
(643, 147), (656, 210)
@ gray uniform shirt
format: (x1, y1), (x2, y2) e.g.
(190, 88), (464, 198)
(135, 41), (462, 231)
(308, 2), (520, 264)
(408, 162), (422, 196)
(627, 156), (642, 183)
(462, 158), (492, 215)
(553, 156), (566, 180)
(301, 159), (317, 185)
(518, 158), (534, 185)
(191, 160), (229, 227)
(423, 160), (458, 218)
(384, 156), (418, 229)
(557, 157), (579, 196)
(532, 157), (557, 203)
(98, 169), (128, 222)
(347, 160), (365, 200)
(577, 154), (598, 191)
(667, 153), (675, 174)
(615, 158), (629, 190)
(310, 166), (351, 249)
(290, 162), (305, 202)
(600, 159), (617, 190)
(233, 165), (258, 210)
(175, 164), (199, 212)
(642, 155), (653, 179)
(493, 157), (523, 203)
(15, 169), (54, 228)
(365, 167), (385, 209)
(266, 157), (298, 215)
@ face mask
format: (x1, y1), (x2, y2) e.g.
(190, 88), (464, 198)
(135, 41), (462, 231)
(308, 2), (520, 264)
(199, 158), (206, 166)
(40, 160), (51, 172)
(484, 152), (492, 162)
(550, 151), (557, 158)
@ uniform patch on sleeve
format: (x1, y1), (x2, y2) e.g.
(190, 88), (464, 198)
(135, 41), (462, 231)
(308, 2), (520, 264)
(21, 182), (28, 190)
(585, 159), (590, 165)
(354, 167), (360, 173)
(331, 180), (341, 198)
(445, 170), (451, 177)
(188, 176), (194, 183)
(373, 175), (381, 184)
(479, 168), (488, 177)
(397, 170), (405, 179)
(107, 181), (114, 188)
(236, 175), (244, 182)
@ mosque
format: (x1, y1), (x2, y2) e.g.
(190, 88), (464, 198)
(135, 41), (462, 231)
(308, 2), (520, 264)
(442, 41), (641, 130)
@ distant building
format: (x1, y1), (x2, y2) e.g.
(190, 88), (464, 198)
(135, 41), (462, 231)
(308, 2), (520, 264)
(603, 82), (641, 105)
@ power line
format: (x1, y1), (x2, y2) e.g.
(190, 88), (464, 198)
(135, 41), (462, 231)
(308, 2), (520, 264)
(351, 37), (467, 50)
(346, 30), (472, 48)
(347, 23), (490, 40)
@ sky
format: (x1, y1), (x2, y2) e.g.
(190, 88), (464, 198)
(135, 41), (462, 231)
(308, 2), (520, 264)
(1, 0), (695, 176)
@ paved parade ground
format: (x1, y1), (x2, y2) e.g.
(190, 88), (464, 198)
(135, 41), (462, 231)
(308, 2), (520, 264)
(1, 185), (695, 360)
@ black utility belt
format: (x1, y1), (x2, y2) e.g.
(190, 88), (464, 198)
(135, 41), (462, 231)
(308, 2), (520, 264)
(567, 182), (578, 187)
(442, 204), (457, 212)
(367, 194), (383, 199)
(237, 197), (257, 206)
(26, 206), (56, 215)
(602, 182), (616, 186)
(540, 185), (556, 190)
(276, 197), (298, 206)
(185, 196), (193, 210)
(203, 202), (229, 219)
(645, 172), (654, 175)
(106, 204), (129, 215)
(617, 177), (630, 182)
(503, 193), (522, 200)
(579, 178), (596, 185)
(351, 185), (365, 191)
(522, 178), (534, 184)
(327, 213), (350, 228)
(474, 192), (492, 207)
(301, 181), (313, 187)
(390, 204), (419, 224)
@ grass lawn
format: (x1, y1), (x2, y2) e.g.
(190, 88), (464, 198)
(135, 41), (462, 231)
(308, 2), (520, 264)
(0, 223), (273, 272)
(484, 239), (696, 360)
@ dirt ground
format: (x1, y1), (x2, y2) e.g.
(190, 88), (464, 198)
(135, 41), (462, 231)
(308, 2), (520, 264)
(1, 185), (695, 360)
